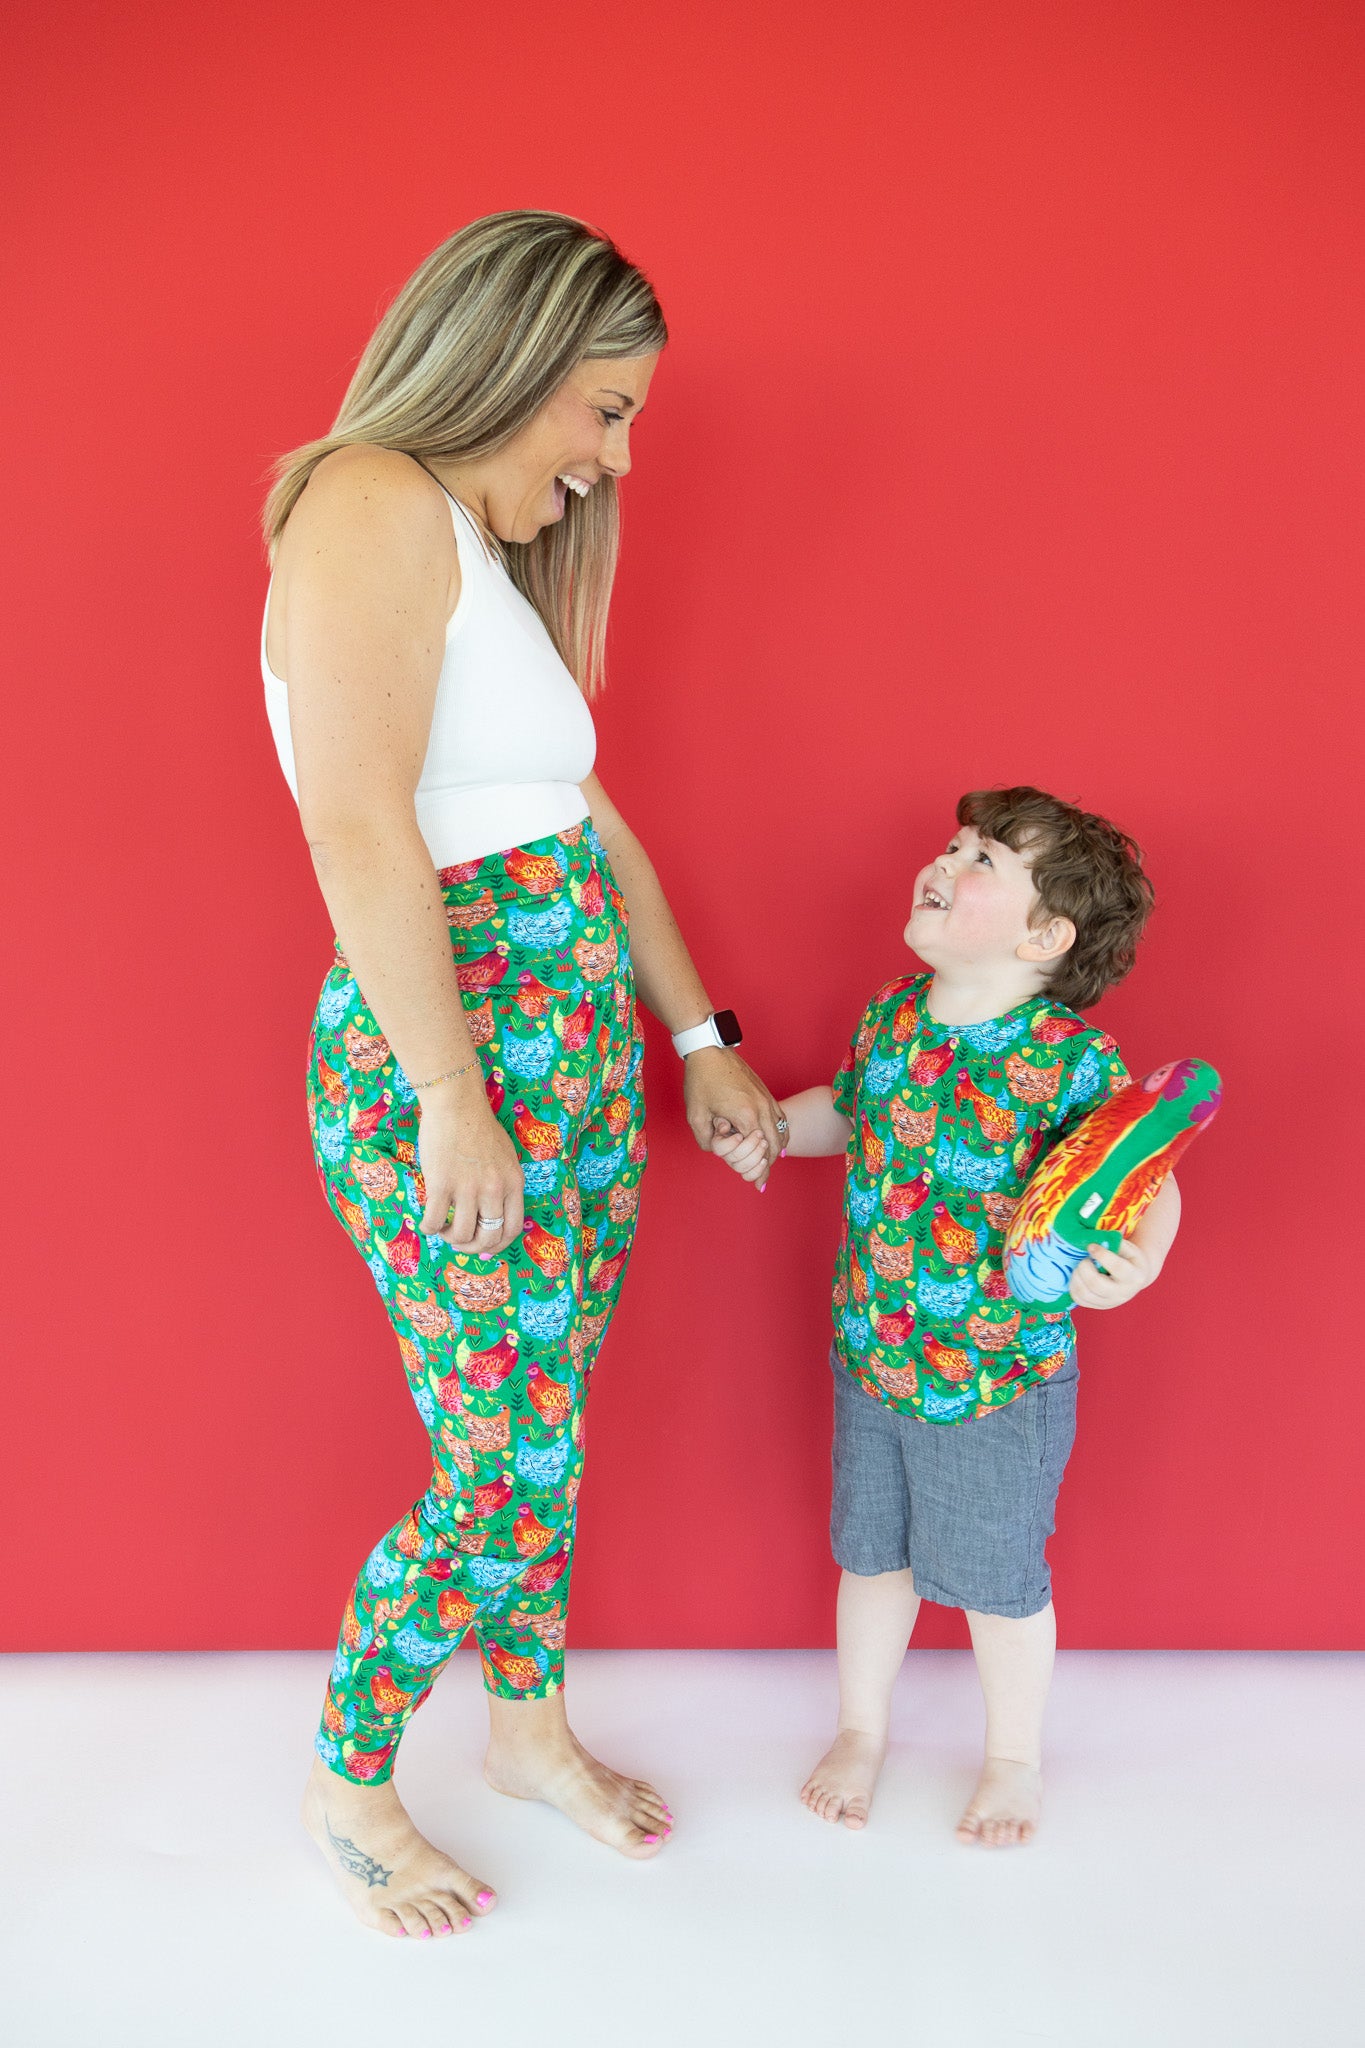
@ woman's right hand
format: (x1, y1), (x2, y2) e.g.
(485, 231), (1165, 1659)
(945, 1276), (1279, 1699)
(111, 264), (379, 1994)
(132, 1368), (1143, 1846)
(416, 1084), (525, 1257)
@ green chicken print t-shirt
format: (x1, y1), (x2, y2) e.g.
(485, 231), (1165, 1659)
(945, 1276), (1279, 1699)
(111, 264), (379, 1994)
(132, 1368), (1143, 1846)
(831, 972), (1129, 1424)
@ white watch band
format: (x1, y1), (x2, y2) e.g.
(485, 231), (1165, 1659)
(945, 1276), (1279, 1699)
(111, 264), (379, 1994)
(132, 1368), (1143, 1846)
(672, 1016), (724, 1058)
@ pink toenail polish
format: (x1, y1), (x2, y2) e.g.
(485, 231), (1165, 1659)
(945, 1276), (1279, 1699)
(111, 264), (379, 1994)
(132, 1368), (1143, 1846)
(643, 1832), (660, 1842)
(462, 1915), (472, 1928)
(477, 1889), (494, 1907)
(420, 1929), (431, 1939)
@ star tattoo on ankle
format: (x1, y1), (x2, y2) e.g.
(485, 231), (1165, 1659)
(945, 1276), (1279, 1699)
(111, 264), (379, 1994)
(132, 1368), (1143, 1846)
(326, 1814), (394, 1888)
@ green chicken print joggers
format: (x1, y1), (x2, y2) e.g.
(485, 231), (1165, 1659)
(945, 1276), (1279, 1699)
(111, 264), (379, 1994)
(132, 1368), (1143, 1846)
(306, 821), (646, 1784)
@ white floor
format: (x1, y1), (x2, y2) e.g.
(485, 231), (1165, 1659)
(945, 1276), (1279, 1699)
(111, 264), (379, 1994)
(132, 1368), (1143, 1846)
(5, 1649), (1361, 2048)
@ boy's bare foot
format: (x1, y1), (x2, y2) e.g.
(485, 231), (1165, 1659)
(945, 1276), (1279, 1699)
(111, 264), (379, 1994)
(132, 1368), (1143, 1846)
(483, 1721), (672, 1858)
(302, 1754), (498, 1938)
(955, 1755), (1042, 1847)
(800, 1729), (886, 1830)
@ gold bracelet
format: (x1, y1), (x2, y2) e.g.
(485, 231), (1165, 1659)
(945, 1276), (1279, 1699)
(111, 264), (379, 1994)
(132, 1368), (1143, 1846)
(411, 1058), (479, 1091)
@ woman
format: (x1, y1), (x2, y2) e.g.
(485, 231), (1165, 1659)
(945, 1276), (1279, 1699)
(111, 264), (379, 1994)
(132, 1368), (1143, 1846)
(262, 211), (784, 1939)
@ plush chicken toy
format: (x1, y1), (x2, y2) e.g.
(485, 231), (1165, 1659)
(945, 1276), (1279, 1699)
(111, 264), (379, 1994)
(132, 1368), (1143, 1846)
(1004, 1056), (1221, 1308)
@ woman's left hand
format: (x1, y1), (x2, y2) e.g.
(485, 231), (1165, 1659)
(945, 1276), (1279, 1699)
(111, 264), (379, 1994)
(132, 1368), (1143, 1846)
(683, 1048), (786, 1180)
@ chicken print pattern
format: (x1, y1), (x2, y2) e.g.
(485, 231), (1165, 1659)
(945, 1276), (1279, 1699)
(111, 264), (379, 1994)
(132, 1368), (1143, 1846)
(306, 823), (646, 1784)
(831, 972), (1128, 1426)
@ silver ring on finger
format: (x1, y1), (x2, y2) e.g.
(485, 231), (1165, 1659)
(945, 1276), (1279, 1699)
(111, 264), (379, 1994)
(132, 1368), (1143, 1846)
(775, 1116), (789, 1135)
(477, 1214), (504, 1230)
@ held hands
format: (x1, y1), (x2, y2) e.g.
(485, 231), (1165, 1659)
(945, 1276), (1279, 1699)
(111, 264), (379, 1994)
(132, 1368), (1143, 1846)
(1068, 1236), (1159, 1310)
(711, 1122), (779, 1187)
(706, 1083), (848, 1186)
(683, 1047), (786, 1188)
(416, 1082), (525, 1256)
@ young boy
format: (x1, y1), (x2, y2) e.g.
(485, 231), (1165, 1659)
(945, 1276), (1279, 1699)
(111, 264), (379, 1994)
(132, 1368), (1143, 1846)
(715, 787), (1181, 1847)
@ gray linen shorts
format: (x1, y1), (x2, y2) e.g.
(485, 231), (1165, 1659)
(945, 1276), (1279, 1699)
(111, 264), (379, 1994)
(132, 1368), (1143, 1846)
(829, 1341), (1078, 1618)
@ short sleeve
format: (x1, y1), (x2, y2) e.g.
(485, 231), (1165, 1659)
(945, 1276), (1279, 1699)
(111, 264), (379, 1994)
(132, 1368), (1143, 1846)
(832, 998), (877, 1119)
(831, 1041), (858, 1120)
(1056, 1030), (1130, 1136)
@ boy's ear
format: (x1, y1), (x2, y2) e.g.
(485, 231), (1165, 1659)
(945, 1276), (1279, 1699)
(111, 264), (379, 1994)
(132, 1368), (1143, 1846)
(1017, 913), (1076, 967)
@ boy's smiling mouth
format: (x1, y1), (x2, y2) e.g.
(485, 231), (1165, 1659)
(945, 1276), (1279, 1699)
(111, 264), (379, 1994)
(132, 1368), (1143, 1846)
(919, 885), (951, 911)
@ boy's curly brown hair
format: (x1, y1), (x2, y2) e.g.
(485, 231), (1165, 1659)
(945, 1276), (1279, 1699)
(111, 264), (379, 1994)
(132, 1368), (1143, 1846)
(956, 786), (1155, 1012)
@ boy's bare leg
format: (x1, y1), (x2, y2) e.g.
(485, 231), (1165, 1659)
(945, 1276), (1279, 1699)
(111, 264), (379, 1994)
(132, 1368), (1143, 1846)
(801, 1567), (921, 1830)
(957, 1601), (1055, 1847)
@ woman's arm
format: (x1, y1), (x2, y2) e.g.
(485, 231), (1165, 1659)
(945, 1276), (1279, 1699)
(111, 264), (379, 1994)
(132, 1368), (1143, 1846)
(276, 448), (525, 1255)
(581, 772), (785, 1165)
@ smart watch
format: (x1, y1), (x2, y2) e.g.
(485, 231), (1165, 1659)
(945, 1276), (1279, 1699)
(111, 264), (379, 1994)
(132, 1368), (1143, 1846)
(671, 1010), (743, 1059)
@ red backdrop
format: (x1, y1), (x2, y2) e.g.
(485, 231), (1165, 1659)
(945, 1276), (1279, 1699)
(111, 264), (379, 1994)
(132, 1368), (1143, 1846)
(4, 1), (1361, 1653)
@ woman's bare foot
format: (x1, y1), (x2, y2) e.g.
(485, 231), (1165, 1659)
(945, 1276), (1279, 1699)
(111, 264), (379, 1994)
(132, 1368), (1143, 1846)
(955, 1755), (1042, 1848)
(483, 1695), (671, 1858)
(302, 1754), (498, 1937)
(800, 1729), (886, 1830)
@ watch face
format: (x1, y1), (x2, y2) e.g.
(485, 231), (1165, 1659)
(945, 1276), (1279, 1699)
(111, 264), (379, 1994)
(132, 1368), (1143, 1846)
(713, 1008), (743, 1047)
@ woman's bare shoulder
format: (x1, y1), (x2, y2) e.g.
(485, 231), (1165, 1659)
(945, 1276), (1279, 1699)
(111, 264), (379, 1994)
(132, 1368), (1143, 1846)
(269, 448), (461, 677)
(282, 444), (450, 556)
(298, 444), (448, 524)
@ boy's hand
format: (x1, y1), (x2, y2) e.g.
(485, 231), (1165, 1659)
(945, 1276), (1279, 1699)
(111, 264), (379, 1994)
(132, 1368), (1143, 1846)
(1069, 1237), (1158, 1310)
(711, 1123), (775, 1187)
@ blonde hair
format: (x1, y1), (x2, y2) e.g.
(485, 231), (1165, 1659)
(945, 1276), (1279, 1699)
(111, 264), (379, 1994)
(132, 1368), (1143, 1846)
(262, 210), (667, 695)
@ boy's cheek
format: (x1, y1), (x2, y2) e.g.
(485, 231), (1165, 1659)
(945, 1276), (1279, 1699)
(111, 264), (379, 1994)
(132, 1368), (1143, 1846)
(944, 888), (1009, 949)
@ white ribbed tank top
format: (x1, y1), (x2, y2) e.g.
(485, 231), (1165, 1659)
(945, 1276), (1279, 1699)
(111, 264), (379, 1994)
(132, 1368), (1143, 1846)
(261, 482), (596, 866)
